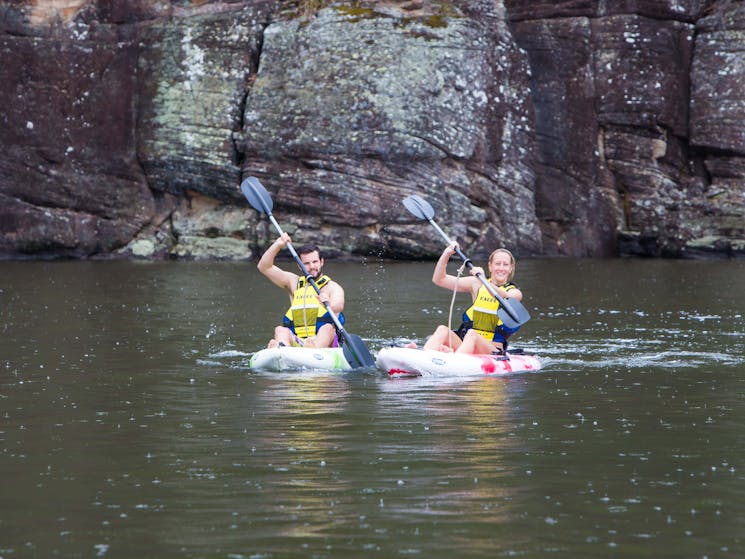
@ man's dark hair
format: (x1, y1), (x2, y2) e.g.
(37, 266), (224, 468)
(298, 244), (323, 260)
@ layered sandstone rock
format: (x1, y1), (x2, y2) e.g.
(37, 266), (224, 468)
(241, 3), (542, 259)
(0, 0), (743, 260)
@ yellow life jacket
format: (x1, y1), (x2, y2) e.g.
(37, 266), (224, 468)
(463, 282), (518, 341)
(283, 275), (333, 339)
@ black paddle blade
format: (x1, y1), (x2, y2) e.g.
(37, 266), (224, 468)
(341, 333), (376, 369)
(497, 299), (531, 329)
(240, 176), (273, 215)
(403, 194), (435, 220)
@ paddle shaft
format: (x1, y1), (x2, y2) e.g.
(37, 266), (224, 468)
(425, 217), (522, 323)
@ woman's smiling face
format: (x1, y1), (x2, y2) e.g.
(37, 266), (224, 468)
(489, 249), (514, 284)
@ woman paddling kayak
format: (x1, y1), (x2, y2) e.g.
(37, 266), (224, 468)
(420, 243), (523, 355)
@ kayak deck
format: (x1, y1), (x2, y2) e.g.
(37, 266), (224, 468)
(249, 346), (542, 376)
(249, 346), (352, 372)
(376, 347), (542, 377)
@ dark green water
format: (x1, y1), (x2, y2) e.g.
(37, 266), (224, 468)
(1, 259), (744, 558)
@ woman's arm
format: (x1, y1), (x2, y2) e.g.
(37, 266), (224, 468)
(432, 243), (475, 293)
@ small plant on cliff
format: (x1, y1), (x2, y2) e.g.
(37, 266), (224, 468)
(297, 0), (333, 18)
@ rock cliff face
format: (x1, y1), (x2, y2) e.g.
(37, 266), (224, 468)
(0, 0), (743, 260)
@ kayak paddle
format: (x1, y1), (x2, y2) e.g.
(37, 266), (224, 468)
(241, 176), (375, 368)
(402, 194), (531, 329)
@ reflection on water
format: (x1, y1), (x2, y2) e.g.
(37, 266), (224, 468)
(1, 259), (744, 557)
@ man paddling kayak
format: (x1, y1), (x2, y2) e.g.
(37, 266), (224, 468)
(421, 244), (523, 355)
(257, 233), (346, 349)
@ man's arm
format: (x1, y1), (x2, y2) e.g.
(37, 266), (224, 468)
(321, 281), (345, 315)
(257, 233), (298, 295)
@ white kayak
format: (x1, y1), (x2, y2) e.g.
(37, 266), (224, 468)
(376, 347), (542, 377)
(249, 346), (352, 372)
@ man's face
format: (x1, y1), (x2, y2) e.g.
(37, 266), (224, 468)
(300, 250), (323, 279)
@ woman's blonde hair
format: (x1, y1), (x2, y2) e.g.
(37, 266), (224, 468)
(488, 248), (516, 282)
